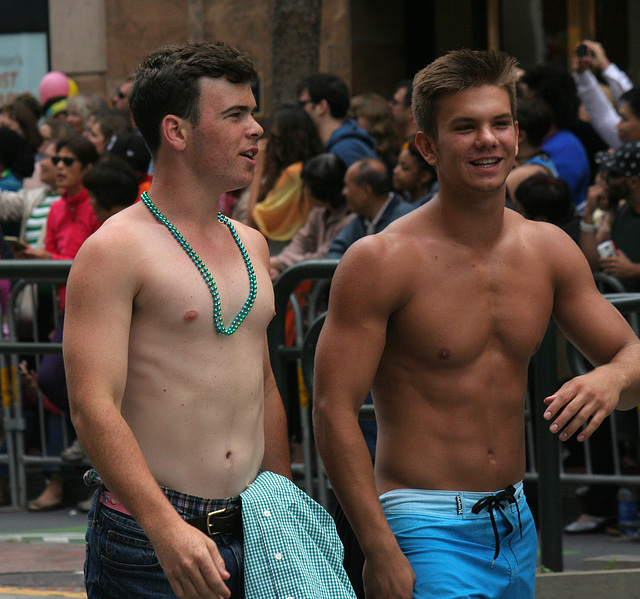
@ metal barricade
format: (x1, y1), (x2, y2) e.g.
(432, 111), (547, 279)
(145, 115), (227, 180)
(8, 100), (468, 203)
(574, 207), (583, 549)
(0, 260), (72, 508)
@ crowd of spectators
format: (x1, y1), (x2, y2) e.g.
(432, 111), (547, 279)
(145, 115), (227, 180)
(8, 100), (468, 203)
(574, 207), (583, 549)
(1, 40), (639, 530)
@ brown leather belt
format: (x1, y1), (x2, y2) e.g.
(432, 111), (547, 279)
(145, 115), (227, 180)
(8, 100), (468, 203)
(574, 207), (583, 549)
(186, 504), (242, 537)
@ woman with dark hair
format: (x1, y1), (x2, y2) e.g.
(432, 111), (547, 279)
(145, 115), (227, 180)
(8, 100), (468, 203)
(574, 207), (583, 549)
(248, 105), (324, 251)
(269, 152), (355, 280)
(392, 139), (437, 206)
(0, 95), (43, 181)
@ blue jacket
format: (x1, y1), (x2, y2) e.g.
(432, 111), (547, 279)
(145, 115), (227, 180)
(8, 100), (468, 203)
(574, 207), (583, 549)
(326, 193), (415, 259)
(326, 120), (377, 167)
(542, 129), (590, 213)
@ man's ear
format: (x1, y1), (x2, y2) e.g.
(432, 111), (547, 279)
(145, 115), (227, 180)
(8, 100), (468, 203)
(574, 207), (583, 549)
(161, 114), (189, 152)
(316, 98), (330, 118)
(415, 130), (437, 167)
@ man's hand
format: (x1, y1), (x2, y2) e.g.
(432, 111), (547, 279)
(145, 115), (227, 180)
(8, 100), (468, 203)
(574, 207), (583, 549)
(582, 40), (612, 72)
(151, 519), (231, 599)
(362, 544), (415, 599)
(599, 249), (640, 279)
(584, 181), (608, 218)
(543, 368), (621, 442)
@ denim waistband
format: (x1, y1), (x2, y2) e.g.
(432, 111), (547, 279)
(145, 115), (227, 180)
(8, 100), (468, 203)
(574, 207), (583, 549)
(87, 468), (246, 520)
(379, 480), (525, 518)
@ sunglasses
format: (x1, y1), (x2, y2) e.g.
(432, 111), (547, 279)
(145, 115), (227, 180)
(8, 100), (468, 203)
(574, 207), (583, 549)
(51, 156), (77, 167)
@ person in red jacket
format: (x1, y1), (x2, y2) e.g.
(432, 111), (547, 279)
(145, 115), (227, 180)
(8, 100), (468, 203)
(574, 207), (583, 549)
(26, 135), (100, 511)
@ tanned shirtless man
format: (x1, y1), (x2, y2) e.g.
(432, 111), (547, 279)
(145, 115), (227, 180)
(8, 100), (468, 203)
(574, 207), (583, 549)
(63, 41), (291, 599)
(313, 49), (640, 599)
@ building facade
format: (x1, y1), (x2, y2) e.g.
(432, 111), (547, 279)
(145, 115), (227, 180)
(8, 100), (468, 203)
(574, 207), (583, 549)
(3, 0), (640, 116)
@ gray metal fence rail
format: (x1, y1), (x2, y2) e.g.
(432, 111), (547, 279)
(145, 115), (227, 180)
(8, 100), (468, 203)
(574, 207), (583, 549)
(0, 260), (71, 508)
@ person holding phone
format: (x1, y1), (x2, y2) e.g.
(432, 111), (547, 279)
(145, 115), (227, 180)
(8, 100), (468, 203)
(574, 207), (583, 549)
(572, 40), (635, 150)
(580, 141), (640, 290)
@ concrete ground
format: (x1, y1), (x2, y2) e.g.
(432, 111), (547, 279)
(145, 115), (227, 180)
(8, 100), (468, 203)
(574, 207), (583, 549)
(2, 502), (640, 599)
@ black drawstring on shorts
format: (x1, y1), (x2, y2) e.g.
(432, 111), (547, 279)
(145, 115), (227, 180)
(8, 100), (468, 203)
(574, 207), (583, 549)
(471, 485), (522, 563)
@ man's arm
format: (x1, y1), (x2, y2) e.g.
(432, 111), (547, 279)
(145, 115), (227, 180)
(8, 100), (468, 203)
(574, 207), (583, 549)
(63, 227), (232, 599)
(572, 67), (622, 150)
(543, 228), (640, 442)
(261, 337), (292, 478)
(313, 237), (415, 599)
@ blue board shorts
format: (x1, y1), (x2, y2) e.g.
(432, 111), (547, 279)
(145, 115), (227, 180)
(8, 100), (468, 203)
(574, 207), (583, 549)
(380, 481), (537, 599)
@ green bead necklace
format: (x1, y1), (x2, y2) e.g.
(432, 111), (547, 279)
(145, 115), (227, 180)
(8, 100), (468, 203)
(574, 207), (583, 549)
(141, 191), (257, 335)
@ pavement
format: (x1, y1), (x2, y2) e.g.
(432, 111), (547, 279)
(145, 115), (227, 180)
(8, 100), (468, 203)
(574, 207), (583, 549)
(2, 503), (640, 599)
(0, 504), (86, 599)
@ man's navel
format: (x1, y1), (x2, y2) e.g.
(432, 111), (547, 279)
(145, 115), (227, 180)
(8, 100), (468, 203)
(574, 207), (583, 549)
(183, 309), (199, 322)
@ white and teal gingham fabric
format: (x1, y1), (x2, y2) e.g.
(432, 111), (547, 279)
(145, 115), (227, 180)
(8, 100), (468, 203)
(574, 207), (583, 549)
(240, 471), (357, 598)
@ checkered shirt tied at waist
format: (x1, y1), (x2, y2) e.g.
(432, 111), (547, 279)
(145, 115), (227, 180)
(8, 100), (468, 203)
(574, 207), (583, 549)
(240, 471), (356, 598)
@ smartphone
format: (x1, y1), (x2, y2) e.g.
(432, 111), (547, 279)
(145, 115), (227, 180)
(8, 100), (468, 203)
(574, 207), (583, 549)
(576, 43), (589, 58)
(597, 240), (617, 258)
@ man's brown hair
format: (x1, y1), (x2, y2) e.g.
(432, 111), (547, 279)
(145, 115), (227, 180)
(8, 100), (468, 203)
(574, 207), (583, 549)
(412, 49), (519, 140)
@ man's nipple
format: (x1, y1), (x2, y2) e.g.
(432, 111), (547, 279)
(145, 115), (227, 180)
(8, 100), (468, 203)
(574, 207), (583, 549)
(183, 309), (199, 323)
(437, 348), (451, 360)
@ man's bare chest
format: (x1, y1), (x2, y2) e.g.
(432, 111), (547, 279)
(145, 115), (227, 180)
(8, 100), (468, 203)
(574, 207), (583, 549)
(389, 255), (555, 366)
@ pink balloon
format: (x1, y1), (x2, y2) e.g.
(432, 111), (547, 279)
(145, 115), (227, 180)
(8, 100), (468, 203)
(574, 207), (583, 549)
(39, 71), (70, 104)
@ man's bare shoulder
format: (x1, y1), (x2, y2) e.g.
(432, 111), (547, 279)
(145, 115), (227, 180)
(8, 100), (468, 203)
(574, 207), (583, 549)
(344, 209), (424, 268)
(71, 203), (153, 279)
(505, 209), (584, 257)
(333, 213), (425, 316)
(225, 215), (270, 266)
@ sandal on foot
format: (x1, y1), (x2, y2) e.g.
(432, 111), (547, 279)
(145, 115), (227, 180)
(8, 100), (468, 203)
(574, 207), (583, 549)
(27, 498), (64, 512)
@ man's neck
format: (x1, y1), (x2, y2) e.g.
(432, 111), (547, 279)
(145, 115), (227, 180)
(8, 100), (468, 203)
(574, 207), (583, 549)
(434, 187), (507, 246)
(515, 143), (539, 164)
(318, 117), (344, 144)
(145, 174), (223, 222)
(626, 192), (640, 212)
(363, 194), (392, 222)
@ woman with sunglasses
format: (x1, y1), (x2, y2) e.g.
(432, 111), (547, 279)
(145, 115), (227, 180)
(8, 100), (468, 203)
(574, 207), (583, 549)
(21, 136), (101, 262)
(25, 135), (100, 511)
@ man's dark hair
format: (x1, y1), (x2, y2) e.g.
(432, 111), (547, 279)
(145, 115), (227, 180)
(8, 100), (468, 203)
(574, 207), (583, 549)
(516, 96), (554, 148)
(56, 135), (99, 169)
(620, 86), (640, 119)
(350, 157), (391, 196)
(515, 172), (574, 225)
(301, 153), (347, 209)
(83, 158), (139, 211)
(519, 64), (580, 130)
(298, 73), (350, 120)
(129, 40), (258, 155)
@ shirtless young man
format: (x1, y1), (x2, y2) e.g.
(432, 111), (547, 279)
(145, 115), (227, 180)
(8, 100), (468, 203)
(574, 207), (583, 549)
(313, 49), (640, 599)
(63, 41), (290, 599)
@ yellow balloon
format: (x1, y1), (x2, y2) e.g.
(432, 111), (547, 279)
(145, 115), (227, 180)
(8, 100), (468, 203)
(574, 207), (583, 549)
(67, 77), (79, 97)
